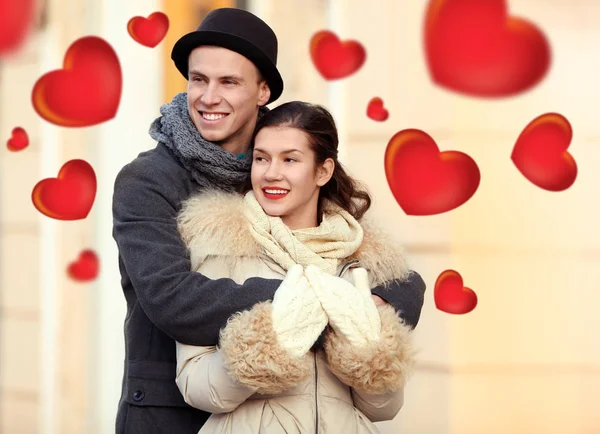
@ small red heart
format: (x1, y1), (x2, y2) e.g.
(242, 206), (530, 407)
(384, 129), (480, 216)
(31, 159), (97, 220)
(32, 36), (122, 127)
(424, 0), (551, 97)
(7, 127), (29, 151)
(127, 12), (169, 48)
(68, 249), (99, 282)
(366, 97), (389, 122)
(310, 30), (366, 80)
(511, 113), (576, 192)
(434, 270), (477, 315)
(0, 0), (35, 55)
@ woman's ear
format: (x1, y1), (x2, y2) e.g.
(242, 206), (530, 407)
(316, 158), (335, 187)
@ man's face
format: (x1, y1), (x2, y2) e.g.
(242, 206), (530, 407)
(187, 46), (271, 153)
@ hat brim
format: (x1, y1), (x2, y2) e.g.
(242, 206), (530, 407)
(171, 31), (283, 105)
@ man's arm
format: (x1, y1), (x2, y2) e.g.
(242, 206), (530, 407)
(371, 271), (426, 329)
(112, 161), (282, 347)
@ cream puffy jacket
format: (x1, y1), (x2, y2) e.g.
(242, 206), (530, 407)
(174, 191), (415, 434)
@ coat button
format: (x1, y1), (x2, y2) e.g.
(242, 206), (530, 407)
(132, 390), (145, 402)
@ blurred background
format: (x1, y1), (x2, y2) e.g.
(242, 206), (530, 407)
(1, 0), (599, 433)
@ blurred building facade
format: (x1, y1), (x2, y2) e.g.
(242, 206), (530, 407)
(1, 0), (599, 433)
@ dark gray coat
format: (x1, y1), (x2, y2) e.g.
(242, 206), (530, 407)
(112, 142), (426, 434)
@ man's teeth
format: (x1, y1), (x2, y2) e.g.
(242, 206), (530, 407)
(265, 189), (288, 194)
(202, 113), (226, 120)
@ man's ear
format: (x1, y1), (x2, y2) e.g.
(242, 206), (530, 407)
(257, 81), (271, 107)
(316, 158), (335, 187)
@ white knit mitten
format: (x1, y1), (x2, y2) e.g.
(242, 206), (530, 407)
(271, 264), (328, 358)
(305, 265), (381, 348)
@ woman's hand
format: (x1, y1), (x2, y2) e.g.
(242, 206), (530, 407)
(271, 264), (328, 358)
(304, 265), (381, 348)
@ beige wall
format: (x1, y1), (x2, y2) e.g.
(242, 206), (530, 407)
(1, 0), (599, 433)
(1, 26), (50, 434)
(0, 0), (97, 430)
(0, 0), (162, 432)
(329, 1), (600, 433)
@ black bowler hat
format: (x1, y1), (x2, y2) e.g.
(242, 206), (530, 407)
(171, 8), (284, 105)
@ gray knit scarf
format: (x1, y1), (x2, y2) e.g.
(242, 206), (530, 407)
(149, 92), (264, 191)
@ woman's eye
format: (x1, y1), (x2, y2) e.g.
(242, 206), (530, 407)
(285, 158), (296, 163)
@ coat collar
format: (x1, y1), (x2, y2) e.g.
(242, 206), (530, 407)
(177, 190), (411, 286)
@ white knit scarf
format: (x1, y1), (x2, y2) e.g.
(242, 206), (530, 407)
(242, 191), (364, 275)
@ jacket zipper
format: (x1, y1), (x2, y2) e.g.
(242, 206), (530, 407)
(311, 259), (358, 433)
(314, 352), (319, 433)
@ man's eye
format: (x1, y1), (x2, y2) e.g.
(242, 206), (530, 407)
(193, 77), (205, 82)
(224, 80), (236, 85)
(285, 158), (296, 163)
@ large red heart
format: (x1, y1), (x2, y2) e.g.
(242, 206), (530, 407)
(0, 0), (35, 55)
(434, 270), (477, 315)
(32, 36), (122, 127)
(384, 129), (480, 216)
(31, 159), (97, 220)
(68, 249), (99, 282)
(424, 0), (551, 97)
(7, 127), (29, 151)
(511, 113), (576, 192)
(366, 97), (389, 122)
(127, 12), (169, 48)
(310, 30), (366, 80)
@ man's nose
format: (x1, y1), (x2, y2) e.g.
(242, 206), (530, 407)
(200, 84), (221, 105)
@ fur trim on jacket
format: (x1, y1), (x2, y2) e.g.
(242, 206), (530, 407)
(219, 301), (313, 395)
(324, 304), (415, 394)
(177, 190), (411, 286)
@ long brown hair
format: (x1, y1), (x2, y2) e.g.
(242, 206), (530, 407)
(240, 101), (371, 221)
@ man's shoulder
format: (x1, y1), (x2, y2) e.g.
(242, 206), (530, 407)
(117, 143), (188, 185)
(122, 143), (181, 174)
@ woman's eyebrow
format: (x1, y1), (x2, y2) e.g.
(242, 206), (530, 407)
(253, 148), (304, 154)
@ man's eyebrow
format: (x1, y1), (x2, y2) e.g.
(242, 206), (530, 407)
(188, 71), (245, 82)
(253, 148), (304, 154)
(221, 75), (245, 82)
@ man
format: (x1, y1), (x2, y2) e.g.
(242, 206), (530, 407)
(112, 7), (426, 434)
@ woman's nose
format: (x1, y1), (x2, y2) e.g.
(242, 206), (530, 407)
(264, 163), (283, 180)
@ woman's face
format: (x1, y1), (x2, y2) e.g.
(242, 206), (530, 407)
(251, 126), (334, 230)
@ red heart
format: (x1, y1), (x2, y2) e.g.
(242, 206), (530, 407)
(511, 113), (576, 192)
(0, 0), (35, 55)
(68, 249), (99, 282)
(310, 30), (366, 80)
(31, 159), (97, 220)
(7, 127), (29, 151)
(434, 270), (477, 315)
(366, 97), (389, 122)
(424, 0), (551, 97)
(31, 36), (122, 127)
(127, 12), (169, 48)
(384, 129), (480, 216)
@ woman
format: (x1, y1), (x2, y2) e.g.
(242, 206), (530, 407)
(175, 101), (415, 433)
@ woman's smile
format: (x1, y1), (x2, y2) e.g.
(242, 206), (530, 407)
(262, 187), (290, 200)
